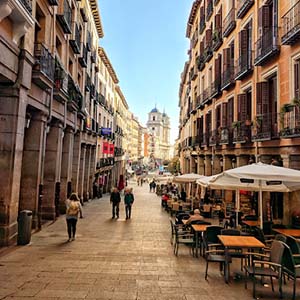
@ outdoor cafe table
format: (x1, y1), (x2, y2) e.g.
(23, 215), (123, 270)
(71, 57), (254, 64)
(191, 224), (210, 257)
(218, 235), (265, 283)
(242, 220), (261, 227)
(272, 228), (300, 238)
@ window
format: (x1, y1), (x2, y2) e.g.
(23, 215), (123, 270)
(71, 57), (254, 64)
(294, 58), (300, 99)
(153, 116), (155, 121)
(152, 127), (155, 131)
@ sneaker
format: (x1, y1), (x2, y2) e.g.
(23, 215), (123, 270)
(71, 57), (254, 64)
(68, 238), (72, 242)
(72, 237), (75, 241)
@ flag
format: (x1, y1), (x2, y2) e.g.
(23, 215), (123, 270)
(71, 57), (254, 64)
(103, 142), (109, 154)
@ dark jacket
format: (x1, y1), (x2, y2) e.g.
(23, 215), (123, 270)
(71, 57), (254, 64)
(124, 193), (134, 205)
(110, 191), (121, 205)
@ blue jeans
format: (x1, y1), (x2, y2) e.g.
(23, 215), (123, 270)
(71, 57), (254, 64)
(125, 204), (132, 219)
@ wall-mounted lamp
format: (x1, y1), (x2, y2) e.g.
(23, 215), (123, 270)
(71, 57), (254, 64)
(231, 157), (236, 169)
(25, 113), (31, 129)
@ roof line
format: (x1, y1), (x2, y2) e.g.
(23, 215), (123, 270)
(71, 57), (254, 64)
(98, 47), (119, 84)
(186, 0), (201, 38)
(116, 86), (129, 109)
(88, 0), (104, 38)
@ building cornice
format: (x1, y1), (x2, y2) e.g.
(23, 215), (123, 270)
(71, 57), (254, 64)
(88, 0), (104, 38)
(186, 0), (201, 38)
(116, 85), (129, 109)
(98, 47), (119, 84)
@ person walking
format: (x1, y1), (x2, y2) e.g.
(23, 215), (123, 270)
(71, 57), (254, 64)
(110, 187), (121, 219)
(124, 187), (134, 220)
(65, 193), (83, 242)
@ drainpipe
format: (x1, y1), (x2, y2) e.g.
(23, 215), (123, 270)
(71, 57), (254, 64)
(254, 0), (259, 163)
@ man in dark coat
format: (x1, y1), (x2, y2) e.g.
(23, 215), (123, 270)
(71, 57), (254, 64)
(110, 187), (121, 219)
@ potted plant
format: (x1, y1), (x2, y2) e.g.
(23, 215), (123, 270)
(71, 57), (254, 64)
(232, 121), (241, 129)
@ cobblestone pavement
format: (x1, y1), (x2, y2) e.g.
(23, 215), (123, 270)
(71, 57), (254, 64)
(0, 181), (296, 299)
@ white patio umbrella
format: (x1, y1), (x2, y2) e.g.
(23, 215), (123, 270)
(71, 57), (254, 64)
(197, 163), (300, 229)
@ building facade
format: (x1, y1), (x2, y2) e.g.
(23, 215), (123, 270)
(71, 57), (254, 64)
(146, 107), (171, 163)
(0, 0), (131, 246)
(179, 0), (300, 224)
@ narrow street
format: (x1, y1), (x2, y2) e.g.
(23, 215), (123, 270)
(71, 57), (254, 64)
(0, 182), (265, 299)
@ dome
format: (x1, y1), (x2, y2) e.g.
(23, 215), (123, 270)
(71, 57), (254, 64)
(150, 107), (159, 113)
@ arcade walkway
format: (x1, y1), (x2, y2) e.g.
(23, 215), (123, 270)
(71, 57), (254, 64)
(0, 181), (281, 299)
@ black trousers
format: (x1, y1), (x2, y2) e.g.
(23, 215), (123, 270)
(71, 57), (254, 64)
(66, 218), (77, 238)
(112, 203), (120, 218)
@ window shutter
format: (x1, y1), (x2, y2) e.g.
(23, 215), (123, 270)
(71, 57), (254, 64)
(199, 116), (204, 136)
(256, 82), (269, 115)
(223, 48), (230, 72)
(221, 102), (227, 127)
(200, 6), (204, 20)
(240, 29), (248, 58)
(215, 13), (221, 30)
(227, 98), (234, 126)
(215, 54), (221, 83)
(216, 105), (221, 128)
(237, 94), (247, 121)
(262, 6), (270, 31)
(206, 29), (212, 47)
(200, 40), (204, 54)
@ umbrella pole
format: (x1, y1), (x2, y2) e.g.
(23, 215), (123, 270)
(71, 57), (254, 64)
(236, 189), (240, 228)
(259, 181), (263, 229)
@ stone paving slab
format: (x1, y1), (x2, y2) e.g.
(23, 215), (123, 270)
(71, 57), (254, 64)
(0, 180), (298, 299)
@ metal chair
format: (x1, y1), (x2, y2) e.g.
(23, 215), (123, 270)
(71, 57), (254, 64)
(173, 224), (195, 256)
(244, 240), (285, 299)
(286, 235), (300, 265)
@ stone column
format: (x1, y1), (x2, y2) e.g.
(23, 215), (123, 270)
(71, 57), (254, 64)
(213, 156), (222, 175)
(190, 156), (196, 173)
(71, 132), (82, 194)
(197, 156), (205, 175)
(59, 126), (74, 213)
(223, 155), (233, 171)
(78, 144), (86, 202)
(205, 156), (212, 176)
(42, 121), (63, 220)
(0, 87), (27, 246)
(83, 145), (91, 201)
(89, 146), (96, 198)
(19, 112), (46, 228)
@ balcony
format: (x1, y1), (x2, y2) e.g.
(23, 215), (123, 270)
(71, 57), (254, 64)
(79, 44), (88, 68)
(189, 66), (198, 81)
(57, 0), (72, 34)
(69, 24), (81, 54)
(280, 105), (300, 138)
(19, 0), (32, 13)
(91, 49), (97, 63)
(212, 28), (223, 51)
(201, 133), (209, 147)
(191, 30), (199, 48)
(97, 157), (115, 169)
(192, 136), (201, 147)
(203, 45), (213, 63)
(196, 54), (205, 71)
(223, 8), (236, 37)
(219, 127), (232, 145)
(206, 0), (213, 21)
(281, 0), (300, 45)
(221, 65), (235, 90)
(48, 0), (58, 5)
(53, 57), (68, 102)
(80, 7), (88, 22)
(200, 16), (206, 34)
(211, 79), (221, 98)
(209, 130), (218, 146)
(32, 43), (55, 89)
(90, 83), (95, 98)
(251, 113), (279, 141)
(86, 31), (92, 52)
(99, 94), (106, 106)
(232, 122), (252, 143)
(235, 50), (253, 80)
(85, 73), (91, 92)
(67, 74), (82, 112)
(237, 0), (254, 19)
(254, 27), (279, 66)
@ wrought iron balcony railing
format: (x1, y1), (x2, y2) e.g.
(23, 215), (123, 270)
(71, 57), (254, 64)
(235, 50), (253, 80)
(219, 127), (232, 145)
(281, 0), (300, 45)
(196, 54), (205, 71)
(223, 8), (236, 37)
(192, 136), (201, 147)
(33, 43), (55, 83)
(237, 0), (254, 19)
(86, 31), (92, 51)
(69, 23), (81, 54)
(203, 46), (213, 63)
(201, 132), (209, 147)
(48, 0), (58, 6)
(200, 16), (206, 34)
(19, 0), (32, 13)
(57, 0), (72, 34)
(54, 57), (68, 93)
(254, 27), (279, 66)
(91, 49), (97, 63)
(221, 65), (235, 90)
(85, 73), (91, 92)
(209, 129), (218, 146)
(67, 74), (82, 109)
(232, 123), (252, 143)
(251, 113), (279, 141)
(206, 0), (213, 21)
(212, 28), (223, 51)
(79, 44), (88, 68)
(280, 105), (300, 138)
(211, 78), (221, 98)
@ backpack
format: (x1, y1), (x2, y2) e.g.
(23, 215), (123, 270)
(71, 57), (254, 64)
(67, 201), (79, 216)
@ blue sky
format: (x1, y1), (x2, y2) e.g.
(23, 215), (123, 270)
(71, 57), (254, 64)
(98, 0), (191, 144)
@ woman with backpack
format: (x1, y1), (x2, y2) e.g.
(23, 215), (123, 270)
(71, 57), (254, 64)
(65, 193), (83, 242)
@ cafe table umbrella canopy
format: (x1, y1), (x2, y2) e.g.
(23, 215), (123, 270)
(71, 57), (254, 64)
(196, 163), (300, 228)
(173, 173), (205, 183)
